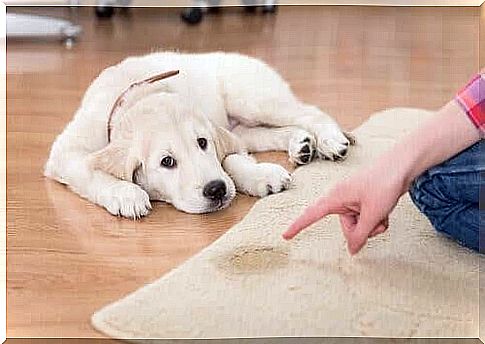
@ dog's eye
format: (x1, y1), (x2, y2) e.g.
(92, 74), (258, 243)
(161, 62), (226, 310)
(161, 156), (176, 168)
(197, 138), (208, 150)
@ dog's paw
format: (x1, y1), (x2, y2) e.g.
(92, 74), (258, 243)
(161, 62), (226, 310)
(288, 129), (316, 166)
(99, 182), (152, 219)
(313, 124), (351, 161)
(244, 163), (292, 197)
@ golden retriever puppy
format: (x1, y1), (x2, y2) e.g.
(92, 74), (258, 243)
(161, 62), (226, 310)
(45, 52), (352, 217)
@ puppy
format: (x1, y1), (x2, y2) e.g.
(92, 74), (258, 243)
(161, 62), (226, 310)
(45, 52), (353, 218)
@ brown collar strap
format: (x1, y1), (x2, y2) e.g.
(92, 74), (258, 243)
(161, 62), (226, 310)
(107, 70), (180, 143)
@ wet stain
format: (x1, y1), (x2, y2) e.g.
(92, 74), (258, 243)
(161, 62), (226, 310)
(216, 245), (289, 275)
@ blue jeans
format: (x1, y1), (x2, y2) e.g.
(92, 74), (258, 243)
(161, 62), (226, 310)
(409, 140), (484, 253)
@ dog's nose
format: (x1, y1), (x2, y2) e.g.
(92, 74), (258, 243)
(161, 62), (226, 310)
(203, 180), (227, 201)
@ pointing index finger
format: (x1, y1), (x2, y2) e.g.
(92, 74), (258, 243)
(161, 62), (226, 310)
(282, 197), (335, 240)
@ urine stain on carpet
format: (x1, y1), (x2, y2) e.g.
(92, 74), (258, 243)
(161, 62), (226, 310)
(215, 245), (289, 275)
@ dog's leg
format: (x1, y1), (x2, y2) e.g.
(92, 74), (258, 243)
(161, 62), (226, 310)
(232, 125), (317, 165)
(222, 153), (292, 197)
(286, 104), (354, 161)
(232, 125), (293, 152)
(45, 151), (151, 219)
(232, 100), (352, 161)
(219, 55), (353, 160)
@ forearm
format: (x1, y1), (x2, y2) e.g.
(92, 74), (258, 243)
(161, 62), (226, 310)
(374, 100), (480, 193)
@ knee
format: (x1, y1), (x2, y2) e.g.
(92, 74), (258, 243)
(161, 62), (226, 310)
(409, 173), (447, 234)
(409, 172), (449, 219)
(409, 173), (479, 252)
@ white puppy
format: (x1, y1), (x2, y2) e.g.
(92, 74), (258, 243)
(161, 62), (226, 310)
(45, 52), (353, 218)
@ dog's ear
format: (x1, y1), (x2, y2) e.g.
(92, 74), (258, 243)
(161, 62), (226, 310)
(214, 126), (245, 161)
(88, 140), (141, 182)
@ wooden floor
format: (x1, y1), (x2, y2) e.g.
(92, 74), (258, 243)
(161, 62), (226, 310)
(7, 5), (479, 338)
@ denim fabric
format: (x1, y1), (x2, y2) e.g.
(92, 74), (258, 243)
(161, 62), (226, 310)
(409, 140), (484, 253)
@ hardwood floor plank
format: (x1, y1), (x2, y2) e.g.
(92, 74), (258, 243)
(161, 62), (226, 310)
(7, 5), (479, 338)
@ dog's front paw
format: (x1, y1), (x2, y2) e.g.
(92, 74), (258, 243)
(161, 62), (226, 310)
(288, 129), (316, 166)
(313, 124), (352, 161)
(244, 163), (292, 197)
(99, 182), (152, 219)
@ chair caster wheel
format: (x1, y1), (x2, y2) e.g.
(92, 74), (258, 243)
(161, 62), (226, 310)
(64, 37), (75, 49)
(181, 8), (203, 25)
(262, 5), (277, 14)
(95, 6), (115, 19)
(207, 6), (222, 14)
(244, 5), (258, 13)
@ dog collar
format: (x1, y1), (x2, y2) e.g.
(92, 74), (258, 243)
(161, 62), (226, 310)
(107, 70), (180, 143)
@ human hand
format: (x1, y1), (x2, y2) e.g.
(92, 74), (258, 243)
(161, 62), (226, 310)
(282, 165), (406, 255)
(282, 96), (481, 254)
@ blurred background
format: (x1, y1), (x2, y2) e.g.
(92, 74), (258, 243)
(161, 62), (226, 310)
(7, 2), (480, 127)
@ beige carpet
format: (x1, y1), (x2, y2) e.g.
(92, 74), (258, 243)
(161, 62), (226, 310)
(92, 108), (480, 340)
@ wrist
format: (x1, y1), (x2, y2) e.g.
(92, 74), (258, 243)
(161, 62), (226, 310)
(371, 146), (418, 195)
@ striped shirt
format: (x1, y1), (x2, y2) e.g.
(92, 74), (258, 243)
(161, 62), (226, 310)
(455, 73), (484, 135)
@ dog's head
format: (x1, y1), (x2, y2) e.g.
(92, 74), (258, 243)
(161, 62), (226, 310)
(88, 91), (242, 214)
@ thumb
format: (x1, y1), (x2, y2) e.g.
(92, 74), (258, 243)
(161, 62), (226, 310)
(347, 209), (382, 255)
(283, 196), (342, 240)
